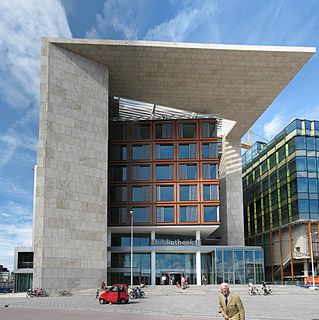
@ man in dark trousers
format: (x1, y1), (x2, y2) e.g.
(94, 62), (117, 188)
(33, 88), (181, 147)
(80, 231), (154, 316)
(219, 282), (245, 320)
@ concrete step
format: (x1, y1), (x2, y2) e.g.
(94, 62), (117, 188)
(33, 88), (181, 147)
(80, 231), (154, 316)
(141, 284), (319, 296)
(76, 284), (319, 297)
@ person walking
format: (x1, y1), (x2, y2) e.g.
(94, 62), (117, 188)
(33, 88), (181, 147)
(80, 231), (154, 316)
(219, 282), (245, 320)
(201, 274), (207, 285)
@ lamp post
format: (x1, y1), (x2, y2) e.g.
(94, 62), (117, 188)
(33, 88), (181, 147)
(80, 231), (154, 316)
(309, 229), (316, 290)
(130, 210), (133, 289)
(307, 223), (317, 290)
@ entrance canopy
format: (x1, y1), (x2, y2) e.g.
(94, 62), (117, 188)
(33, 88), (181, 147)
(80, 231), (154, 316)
(48, 38), (315, 138)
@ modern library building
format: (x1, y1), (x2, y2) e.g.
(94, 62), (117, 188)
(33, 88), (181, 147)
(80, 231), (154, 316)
(29, 38), (314, 292)
(242, 119), (319, 283)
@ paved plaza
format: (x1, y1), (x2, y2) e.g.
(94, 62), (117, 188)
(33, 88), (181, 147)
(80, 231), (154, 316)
(1, 285), (319, 319)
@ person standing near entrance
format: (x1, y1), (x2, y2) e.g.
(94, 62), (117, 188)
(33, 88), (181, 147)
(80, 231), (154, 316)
(219, 283), (245, 320)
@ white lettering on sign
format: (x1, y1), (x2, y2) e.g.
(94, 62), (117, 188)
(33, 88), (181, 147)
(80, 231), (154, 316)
(151, 239), (201, 246)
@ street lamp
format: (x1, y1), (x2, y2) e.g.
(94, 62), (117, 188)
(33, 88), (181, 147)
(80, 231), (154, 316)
(309, 229), (317, 290)
(130, 210), (133, 288)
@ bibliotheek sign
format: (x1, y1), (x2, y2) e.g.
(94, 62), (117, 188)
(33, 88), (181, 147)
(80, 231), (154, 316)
(151, 239), (201, 246)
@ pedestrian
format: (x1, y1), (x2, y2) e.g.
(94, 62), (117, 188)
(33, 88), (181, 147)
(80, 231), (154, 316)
(95, 288), (100, 299)
(202, 274), (207, 285)
(181, 274), (185, 288)
(101, 281), (106, 291)
(219, 282), (245, 320)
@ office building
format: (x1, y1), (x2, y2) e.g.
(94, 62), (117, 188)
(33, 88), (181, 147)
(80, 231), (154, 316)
(243, 119), (319, 282)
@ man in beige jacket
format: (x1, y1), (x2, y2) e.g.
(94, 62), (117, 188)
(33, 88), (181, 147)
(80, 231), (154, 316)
(219, 283), (245, 320)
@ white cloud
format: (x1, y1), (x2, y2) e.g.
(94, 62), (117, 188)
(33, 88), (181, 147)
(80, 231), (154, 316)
(85, 0), (138, 39)
(0, 0), (71, 170)
(263, 115), (285, 140)
(0, 0), (72, 110)
(0, 128), (37, 170)
(144, 2), (217, 41)
(86, 0), (218, 42)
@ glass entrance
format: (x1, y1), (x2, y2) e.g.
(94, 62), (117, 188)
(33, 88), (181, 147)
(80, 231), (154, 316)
(156, 253), (196, 285)
(160, 272), (182, 285)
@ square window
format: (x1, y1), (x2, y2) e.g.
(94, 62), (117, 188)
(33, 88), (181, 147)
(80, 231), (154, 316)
(203, 185), (219, 200)
(180, 206), (198, 222)
(156, 144), (174, 160)
(132, 165), (150, 180)
(155, 123), (173, 139)
(156, 164), (174, 180)
(203, 206), (218, 222)
(201, 122), (217, 138)
(109, 145), (127, 161)
(179, 144), (197, 159)
(109, 166), (127, 181)
(179, 164), (197, 180)
(132, 186), (150, 202)
(132, 124), (150, 140)
(179, 122), (196, 138)
(109, 207), (127, 224)
(202, 164), (217, 179)
(156, 185), (174, 201)
(202, 143), (217, 158)
(110, 124), (127, 140)
(132, 207), (151, 223)
(156, 206), (174, 223)
(132, 145), (150, 160)
(109, 186), (127, 202)
(180, 185), (197, 201)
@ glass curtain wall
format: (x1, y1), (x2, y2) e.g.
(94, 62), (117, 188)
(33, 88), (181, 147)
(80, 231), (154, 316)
(211, 248), (264, 284)
(243, 119), (319, 243)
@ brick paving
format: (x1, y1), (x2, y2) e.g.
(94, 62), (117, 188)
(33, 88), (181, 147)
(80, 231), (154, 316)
(1, 285), (319, 319)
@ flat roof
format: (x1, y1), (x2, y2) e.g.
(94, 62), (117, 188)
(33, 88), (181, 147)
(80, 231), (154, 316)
(47, 38), (315, 138)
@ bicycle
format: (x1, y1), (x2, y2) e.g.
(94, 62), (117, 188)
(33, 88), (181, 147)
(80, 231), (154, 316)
(58, 289), (72, 296)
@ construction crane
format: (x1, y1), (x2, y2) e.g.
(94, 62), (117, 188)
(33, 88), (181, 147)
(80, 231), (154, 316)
(241, 130), (268, 149)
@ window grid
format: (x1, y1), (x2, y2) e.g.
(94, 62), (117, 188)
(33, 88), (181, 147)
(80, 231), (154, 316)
(243, 124), (319, 241)
(109, 119), (220, 226)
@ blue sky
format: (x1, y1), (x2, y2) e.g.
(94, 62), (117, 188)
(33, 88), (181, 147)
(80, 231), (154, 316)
(1, 0), (319, 271)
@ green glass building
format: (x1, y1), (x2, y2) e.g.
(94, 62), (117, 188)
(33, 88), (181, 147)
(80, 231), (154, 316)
(243, 119), (319, 282)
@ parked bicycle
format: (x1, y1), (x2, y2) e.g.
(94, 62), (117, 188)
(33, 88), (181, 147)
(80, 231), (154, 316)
(26, 288), (48, 297)
(128, 287), (145, 299)
(58, 289), (72, 296)
(262, 282), (274, 295)
(248, 283), (260, 296)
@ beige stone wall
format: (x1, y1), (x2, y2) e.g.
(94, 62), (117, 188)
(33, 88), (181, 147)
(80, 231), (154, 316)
(219, 137), (245, 246)
(34, 40), (108, 292)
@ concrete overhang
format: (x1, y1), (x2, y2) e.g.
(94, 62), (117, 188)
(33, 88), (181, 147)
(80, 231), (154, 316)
(46, 38), (315, 138)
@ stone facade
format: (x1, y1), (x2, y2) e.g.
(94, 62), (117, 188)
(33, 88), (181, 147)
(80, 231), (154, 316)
(33, 41), (109, 292)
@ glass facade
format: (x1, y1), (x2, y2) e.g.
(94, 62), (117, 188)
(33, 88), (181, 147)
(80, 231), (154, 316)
(108, 119), (219, 227)
(242, 119), (319, 280)
(243, 119), (319, 242)
(108, 233), (264, 285)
